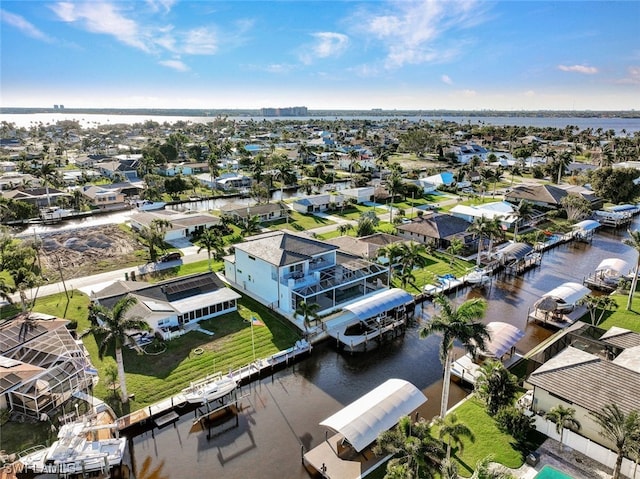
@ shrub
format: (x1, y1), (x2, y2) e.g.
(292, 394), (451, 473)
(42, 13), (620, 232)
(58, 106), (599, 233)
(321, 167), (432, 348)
(495, 406), (535, 442)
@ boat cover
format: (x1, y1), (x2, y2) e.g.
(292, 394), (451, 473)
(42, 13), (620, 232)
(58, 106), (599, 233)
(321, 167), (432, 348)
(497, 242), (533, 260)
(319, 378), (426, 452)
(572, 220), (601, 232)
(344, 288), (413, 321)
(480, 322), (525, 358)
(595, 258), (630, 276)
(541, 282), (591, 305)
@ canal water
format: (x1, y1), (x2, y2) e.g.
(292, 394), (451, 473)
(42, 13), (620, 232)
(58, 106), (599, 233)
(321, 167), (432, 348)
(128, 222), (638, 479)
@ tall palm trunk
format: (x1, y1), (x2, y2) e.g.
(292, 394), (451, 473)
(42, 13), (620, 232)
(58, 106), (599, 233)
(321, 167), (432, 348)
(115, 347), (129, 403)
(440, 349), (453, 418)
(627, 257), (639, 310)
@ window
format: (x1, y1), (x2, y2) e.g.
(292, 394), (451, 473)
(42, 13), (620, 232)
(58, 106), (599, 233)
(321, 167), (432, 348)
(248, 255), (255, 261)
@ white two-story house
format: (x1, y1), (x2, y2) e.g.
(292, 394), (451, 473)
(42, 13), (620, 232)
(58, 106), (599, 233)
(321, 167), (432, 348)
(224, 232), (388, 315)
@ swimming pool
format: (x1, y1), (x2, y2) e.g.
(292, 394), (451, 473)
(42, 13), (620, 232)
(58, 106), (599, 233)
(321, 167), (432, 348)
(534, 465), (575, 479)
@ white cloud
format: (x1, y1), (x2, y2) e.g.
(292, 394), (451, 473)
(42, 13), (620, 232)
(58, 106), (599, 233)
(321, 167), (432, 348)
(181, 27), (218, 55)
(299, 32), (349, 64)
(1, 9), (53, 42)
(51, 1), (150, 52)
(557, 64), (599, 74)
(616, 66), (640, 85)
(146, 0), (175, 14)
(441, 74), (452, 85)
(159, 59), (189, 72)
(357, 0), (488, 69)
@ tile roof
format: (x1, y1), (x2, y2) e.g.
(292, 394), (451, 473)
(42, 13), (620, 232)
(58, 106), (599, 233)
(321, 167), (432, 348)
(234, 231), (337, 266)
(528, 346), (640, 415)
(396, 213), (471, 239)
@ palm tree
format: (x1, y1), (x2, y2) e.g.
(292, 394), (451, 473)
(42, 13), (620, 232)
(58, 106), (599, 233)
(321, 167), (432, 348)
(82, 296), (149, 403)
(240, 214), (262, 237)
(436, 413), (475, 460)
(623, 229), (640, 310)
(467, 216), (492, 266)
(374, 415), (445, 479)
(386, 170), (404, 223)
(196, 228), (226, 271)
(139, 218), (172, 262)
(512, 200), (533, 242)
(34, 162), (59, 207)
(545, 405), (581, 452)
(295, 300), (320, 333)
(399, 242), (428, 276)
(420, 294), (489, 418)
(446, 238), (464, 266)
(591, 404), (640, 479)
(337, 223), (353, 236)
(474, 360), (518, 416)
(379, 242), (404, 285)
(577, 295), (618, 326)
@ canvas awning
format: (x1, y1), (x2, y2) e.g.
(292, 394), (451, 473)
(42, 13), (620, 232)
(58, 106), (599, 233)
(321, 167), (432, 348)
(595, 258), (630, 277)
(480, 322), (525, 358)
(319, 378), (427, 452)
(497, 242), (532, 261)
(572, 220), (601, 232)
(540, 282), (591, 306)
(344, 288), (413, 322)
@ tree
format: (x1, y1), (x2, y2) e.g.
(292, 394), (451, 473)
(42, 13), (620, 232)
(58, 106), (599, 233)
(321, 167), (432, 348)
(398, 242), (428, 276)
(420, 294), (489, 418)
(379, 243), (405, 285)
(337, 223), (353, 236)
(138, 218), (172, 263)
(591, 404), (640, 479)
(82, 296), (149, 403)
(470, 455), (512, 479)
(560, 194), (591, 221)
(623, 229), (640, 310)
(436, 413), (475, 460)
(386, 170), (405, 223)
(474, 360), (518, 415)
(545, 405), (581, 452)
(356, 216), (376, 237)
(589, 167), (640, 204)
(467, 216), (499, 266)
(34, 162), (60, 207)
(577, 295), (618, 326)
(295, 300), (319, 334)
(239, 214), (262, 237)
(374, 415), (445, 479)
(196, 228), (226, 271)
(512, 200), (534, 242)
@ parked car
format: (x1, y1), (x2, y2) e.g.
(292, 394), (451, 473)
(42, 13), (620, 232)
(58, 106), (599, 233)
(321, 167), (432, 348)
(160, 252), (182, 262)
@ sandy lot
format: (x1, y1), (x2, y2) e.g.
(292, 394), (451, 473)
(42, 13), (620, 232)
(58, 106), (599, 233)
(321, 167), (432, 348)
(39, 224), (141, 280)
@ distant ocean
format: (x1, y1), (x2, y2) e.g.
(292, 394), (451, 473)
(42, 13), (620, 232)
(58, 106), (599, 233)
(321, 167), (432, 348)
(1, 112), (639, 134)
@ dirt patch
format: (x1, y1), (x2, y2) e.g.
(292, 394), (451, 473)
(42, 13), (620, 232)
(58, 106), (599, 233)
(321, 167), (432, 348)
(39, 224), (142, 279)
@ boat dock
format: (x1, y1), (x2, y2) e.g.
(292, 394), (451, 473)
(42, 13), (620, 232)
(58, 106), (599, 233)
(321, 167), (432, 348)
(116, 340), (311, 433)
(526, 304), (588, 329)
(583, 274), (618, 293)
(451, 352), (523, 385)
(303, 433), (384, 479)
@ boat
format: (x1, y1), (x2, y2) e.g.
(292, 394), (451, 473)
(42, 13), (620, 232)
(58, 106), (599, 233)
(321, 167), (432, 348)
(134, 199), (166, 211)
(15, 414), (129, 478)
(40, 206), (74, 223)
(181, 372), (238, 404)
(463, 268), (491, 287)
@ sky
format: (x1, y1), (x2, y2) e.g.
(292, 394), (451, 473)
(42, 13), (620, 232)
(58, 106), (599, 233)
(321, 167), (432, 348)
(1, 0), (639, 111)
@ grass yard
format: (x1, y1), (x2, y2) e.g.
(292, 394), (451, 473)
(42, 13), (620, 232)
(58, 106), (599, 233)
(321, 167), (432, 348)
(332, 204), (388, 220)
(588, 293), (640, 333)
(445, 397), (545, 477)
(268, 211), (335, 232)
(392, 251), (475, 295)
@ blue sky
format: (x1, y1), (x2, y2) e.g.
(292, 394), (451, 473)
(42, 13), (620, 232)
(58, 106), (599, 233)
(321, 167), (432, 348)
(1, 1), (639, 110)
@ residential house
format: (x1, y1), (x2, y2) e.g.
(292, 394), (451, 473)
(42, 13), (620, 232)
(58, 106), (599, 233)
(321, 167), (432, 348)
(2, 187), (70, 208)
(0, 173), (41, 191)
(94, 159), (138, 181)
(395, 212), (474, 250)
(505, 184), (602, 210)
(340, 187), (375, 204)
(91, 272), (241, 340)
(451, 143), (489, 164)
(292, 194), (344, 213)
(220, 202), (287, 223)
(326, 233), (405, 260)
(0, 313), (94, 419)
(224, 231), (388, 315)
(215, 173), (252, 190)
(0, 161), (17, 173)
(129, 210), (221, 242)
(450, 201), (517, 230)
(154, 163), (194, 177)
(81, 185), (128, 210)
(413, 172), (455, 193)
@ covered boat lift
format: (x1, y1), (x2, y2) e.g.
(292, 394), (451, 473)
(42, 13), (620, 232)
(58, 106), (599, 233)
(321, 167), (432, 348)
(326, 289), (414, 352)
(528, 282), (591, 328)
(584, 257), (631, 292)
(303, 379), (427, 478)
(572, 219), (601, 242)
(451, 322), (525, 385)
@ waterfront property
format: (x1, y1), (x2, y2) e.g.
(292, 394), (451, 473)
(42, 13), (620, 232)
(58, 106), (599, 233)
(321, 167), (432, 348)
(395, 212), (474, 250)
(583, 257), (631, 292)
(303, 378), (427, 479)
(223, 231), (388, 315)
(0, 313), (95, 420)
(220, 201), (288, 223)
(91, 272), (241, 340)
(129, 209), (221, 242)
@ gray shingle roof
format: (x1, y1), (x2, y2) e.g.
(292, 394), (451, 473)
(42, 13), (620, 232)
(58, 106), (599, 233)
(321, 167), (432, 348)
(528, 346), (640, 415)
(234, 231), (337, 266)
(396, 213), (471, 239)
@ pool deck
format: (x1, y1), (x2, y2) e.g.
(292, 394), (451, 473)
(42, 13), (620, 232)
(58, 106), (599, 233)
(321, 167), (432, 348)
(512, 438), (613, 479)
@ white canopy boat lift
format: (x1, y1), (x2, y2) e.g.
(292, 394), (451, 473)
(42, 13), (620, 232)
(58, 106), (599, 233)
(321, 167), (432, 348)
(528, 282), (591, 328)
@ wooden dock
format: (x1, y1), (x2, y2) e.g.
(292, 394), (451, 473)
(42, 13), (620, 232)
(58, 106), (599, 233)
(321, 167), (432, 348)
(116, 340), (311, 432)
(526, 304), (588, 329)
(583, 274), (618, 293)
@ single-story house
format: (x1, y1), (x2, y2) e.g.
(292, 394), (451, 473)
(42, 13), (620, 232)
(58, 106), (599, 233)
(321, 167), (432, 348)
(292, 194), (344, 213)
(505, 184), (602, 210)
(0, 313), (95, 419)
(412, 172), (455, 193)
(215, 173), (252, 190)
(220, 202), (288, 222)
(129, 210), (221, 241)
(340, 187), (375, 204)
(81, 184), (128, 209)
(2, 187), (70, 208)
(0, 173), (41, 191)
(395, 213), (474, 249)
(326, 233), (405, 260)
(154, 163), (194, 176)
(91, 272), (241, 340)
(94, 159), (139, 181)
(450, 201), (517, 229)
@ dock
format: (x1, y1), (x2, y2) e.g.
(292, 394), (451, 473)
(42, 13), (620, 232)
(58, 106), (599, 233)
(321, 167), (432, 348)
(583, 274), (618, 293)
(451, 352), (523, 385)
(116, 340), (311, 433)
(303, 433), (385, 479)
(526, 304), (588, 329)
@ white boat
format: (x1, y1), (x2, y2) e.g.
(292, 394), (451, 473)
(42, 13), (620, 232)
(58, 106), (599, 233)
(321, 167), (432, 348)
(40, 206), (74, 223)
(463, 268), (491, 287)
(17, 417), (128, 477)
(181, 373), (238, 404)
(134, 199), (166, 211)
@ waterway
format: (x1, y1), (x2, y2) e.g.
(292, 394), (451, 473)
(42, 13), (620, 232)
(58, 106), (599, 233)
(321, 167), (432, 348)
(127, 221), (639, 479)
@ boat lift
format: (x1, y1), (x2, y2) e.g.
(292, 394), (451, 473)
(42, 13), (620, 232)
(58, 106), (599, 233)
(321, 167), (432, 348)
(192, 384), (250, 440)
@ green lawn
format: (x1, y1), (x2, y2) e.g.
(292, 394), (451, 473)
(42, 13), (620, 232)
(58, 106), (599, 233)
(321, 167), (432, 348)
(332, 204), (388, 220)
(267, 211), (335, 232)
(589, 293), (640, 333)
(392, 252), (475, 294)
(445, 397), (545, 477)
